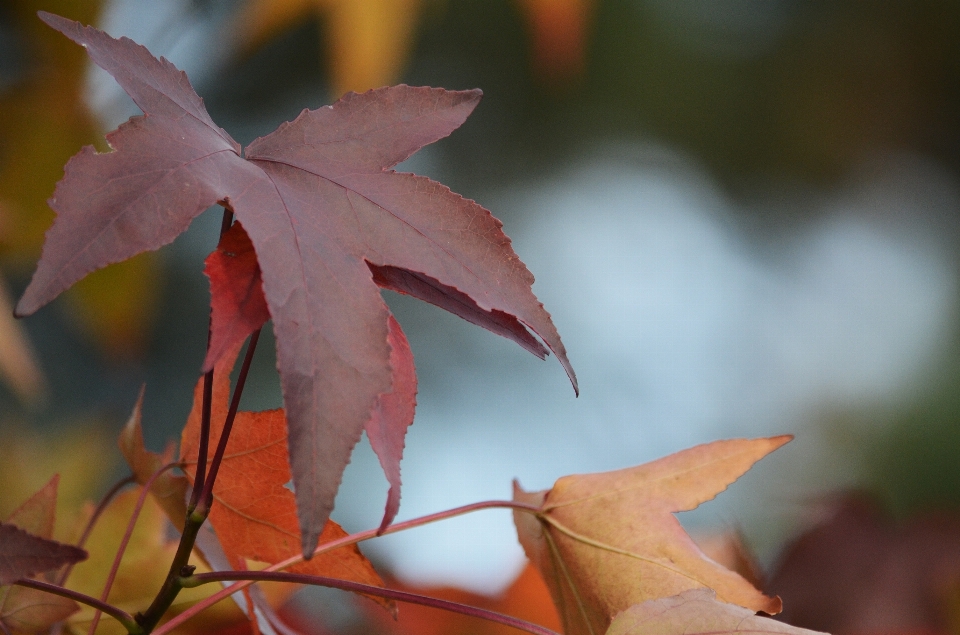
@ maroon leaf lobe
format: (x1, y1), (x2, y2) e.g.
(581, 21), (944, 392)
(0, 523), (86, 585)
(366, 315), (417, 533)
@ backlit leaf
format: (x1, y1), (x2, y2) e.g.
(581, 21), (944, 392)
(0, 585), (79, 634)
(5, 475), (58, 540)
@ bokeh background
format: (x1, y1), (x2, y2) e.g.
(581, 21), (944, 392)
(3, 0), (960, 630)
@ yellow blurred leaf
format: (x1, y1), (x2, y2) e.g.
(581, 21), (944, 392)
(0, 0), (159, 358)
(232, 0), (423, 96)
(62, 488), (243, 635)
(0, 425), (114, 544)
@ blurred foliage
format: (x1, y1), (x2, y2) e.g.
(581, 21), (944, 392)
(0, 0), (158, 360)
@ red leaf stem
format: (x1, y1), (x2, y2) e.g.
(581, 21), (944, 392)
(197, 328), (262, 512)
(55, 474), (137, 586)
(185, 570), (559, 635)
(13, 578), (137, 631)
(152, 499), (542, 635)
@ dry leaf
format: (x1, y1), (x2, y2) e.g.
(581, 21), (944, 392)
(0, 585), (79, 634)
(513, 437), (788, 635)
(606, 589), (825, 635)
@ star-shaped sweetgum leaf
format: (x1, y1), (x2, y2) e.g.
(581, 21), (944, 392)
(15, 13), (576, 557)
(513, 437), (787, 635)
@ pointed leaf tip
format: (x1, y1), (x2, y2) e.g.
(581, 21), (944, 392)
(0, 523), (87, 585)
(515, 436), (788, 635)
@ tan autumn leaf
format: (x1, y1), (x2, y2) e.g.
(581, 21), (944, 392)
(230, 0), (422, 97)
(606, 589), (825, 635)
(117, 387), (189, 527)
(513, 437), (788, 635)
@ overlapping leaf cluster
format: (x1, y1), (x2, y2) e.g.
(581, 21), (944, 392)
(15, 12), (576, 558)
(6, 12), (840, 635)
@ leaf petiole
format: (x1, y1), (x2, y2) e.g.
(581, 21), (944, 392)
(180, 570), (559, 635)
(55, 474), (136, 587)
(196, 327), (261, 514)
(13, 578), (141, 635)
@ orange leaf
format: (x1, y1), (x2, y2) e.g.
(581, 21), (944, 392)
(514, 0), (595, 82)
(180, 344), (388, 605)
(361, 562), (561, 635)
(513, 437), (788, 635)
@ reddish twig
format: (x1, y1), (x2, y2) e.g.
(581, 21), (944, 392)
(197, 328), (261, 513)
(56, 474), (136, 586)
(182, 570), (559, 635)
(152, 500), (542, 635)
(14, 578), (139, 633)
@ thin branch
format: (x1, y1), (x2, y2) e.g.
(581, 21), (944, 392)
(14, 579), (139, 634)
(188, 371), (213, 511)
(188, 206), (234, 512)
(197, 328), (261, 512)
(152, 500), (542, 635)
(56, 474), (136, 586)
(87, 463), (178, 635)
(183, 571), (559, 635)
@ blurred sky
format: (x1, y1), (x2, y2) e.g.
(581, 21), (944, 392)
(4, 0), (960, 595)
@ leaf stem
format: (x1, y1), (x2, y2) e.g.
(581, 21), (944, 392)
(187, 371), (213, 511)
(196, 328), (261, 514)
(152, 500), (541, 635)
(187, 206), (234, 513)
(87, 463), (178, 635)
(14, 579), (140, 634)
(181, 570), (559, 635)
(56, 474), (136, 586)
(136, 205), (238, 635)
